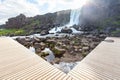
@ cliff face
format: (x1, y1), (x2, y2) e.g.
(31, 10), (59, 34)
(4, 10), (70, 29)
(80, 0), (120, 36)
(5, 14), (26, 29)
(55, 10), (71, 25)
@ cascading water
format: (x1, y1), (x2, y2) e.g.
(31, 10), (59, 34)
(67, 8), (81, 27)
(49, 8), (82, 34)
(49, 4), (85, 34)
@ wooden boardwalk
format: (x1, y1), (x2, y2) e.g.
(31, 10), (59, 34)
(0, 37), (120, 80)
(68, 37), (120, 80)
(0, 37), (75, 80)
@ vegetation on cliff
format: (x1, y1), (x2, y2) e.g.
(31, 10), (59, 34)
(0, 29), (25, 36)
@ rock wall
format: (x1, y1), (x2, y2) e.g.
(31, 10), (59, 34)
(6, 14), (26, 29)
(4, 10), (71, 30)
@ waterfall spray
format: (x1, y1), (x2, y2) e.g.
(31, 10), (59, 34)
(67, 8), (81, 27)
(49, 0), (88, 33)
(49, 8), (82, 34)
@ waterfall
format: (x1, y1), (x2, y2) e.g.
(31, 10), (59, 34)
(49, 8), (82, 33)
(67, 8), (81, 26)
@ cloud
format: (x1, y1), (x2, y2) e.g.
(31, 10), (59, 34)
(0, 0), (88, 25)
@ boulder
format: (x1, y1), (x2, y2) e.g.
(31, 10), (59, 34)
(34, 43), (41, 49)
(40, 30), (49, 35)
(40, 52), (49, 58)
(61, 27), (73, 34)
(33, 37), (41, 43)
(16, 38), (31, 48)
(25, 37), (32, 42)
(34, 42), (46, 50)
(46, 39), (56, 48)
(52, 47), (66, 58)
(35, 48), (41, 54)
(82, 47), (89, 51)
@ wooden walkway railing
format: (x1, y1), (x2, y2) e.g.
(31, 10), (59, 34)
(0, 37), (120, 80)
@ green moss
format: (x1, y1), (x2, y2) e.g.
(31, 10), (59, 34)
(24, 20), (40, 28)
(0, 29), (25, 36)
(52, 48), (64, 57)
(52, 48), (61, 55)
(40, 52), (49, 57)
(82, 51), (87, 57)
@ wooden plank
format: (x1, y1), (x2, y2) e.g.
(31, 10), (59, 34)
(1, 37), (120, 80)
(0, 37), (75, 80)
(69, 37), (120, 80)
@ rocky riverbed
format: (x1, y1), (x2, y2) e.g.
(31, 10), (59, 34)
(15, 34), (106, 64)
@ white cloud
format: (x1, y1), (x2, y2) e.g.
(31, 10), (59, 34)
(0, 0), (89, 25)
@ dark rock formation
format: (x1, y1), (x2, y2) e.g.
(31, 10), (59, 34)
(2, 10), (70, 35)
(61, 27), (73, 34)
(6, 14), (26, 29)
(55, 10), (71, 26)
(52, 46), (66, 58)
(40, 30), (49, 35)
(80, 0), (120, 36)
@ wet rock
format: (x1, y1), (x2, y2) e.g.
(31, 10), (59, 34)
(83, 42), (89, 46)
(61, 27), (73, 34)
(35, 48), (41, 53)
(34, 42), (46, 51)
(40, 30), (49, 35)
(16, 38), (31, 48)
(33, 37), (41, 43)
(40, 52), (49, 57)
(99, 34), (107, 38)
(25, 37), (32, 42)
(81, 38), (89, 43)
(82, 47), (89, 51)
(53, 58), (60, 64)
(34, 43), (41, 49)
(46, 39), (56, 44)
(52, 47), (66, 58)
(46, 39), (56, 48)
(41, 48), (55, 64)
(37, 42), (46, 47)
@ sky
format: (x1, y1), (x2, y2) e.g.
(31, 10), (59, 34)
(0, 0), (88, 25)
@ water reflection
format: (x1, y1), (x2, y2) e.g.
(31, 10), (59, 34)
(42, 48), (55, 63)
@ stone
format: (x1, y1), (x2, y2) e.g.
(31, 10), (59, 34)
(52, 47), (66, 58)
(34, 43), (41, 49)
(35, 48), (41, 54)
(82, 47), (89, 51)
(40, 52), (49, 57)
(61, 27), (73, 34)
(33, 37), (41, 43)
(53, 58), (60, 64)
(34, 42), (46, 51)
(16, 38), (31, 48)
(40, 30), (49, 35)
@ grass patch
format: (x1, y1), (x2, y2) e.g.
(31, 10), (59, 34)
(0, 29), (25, 36)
